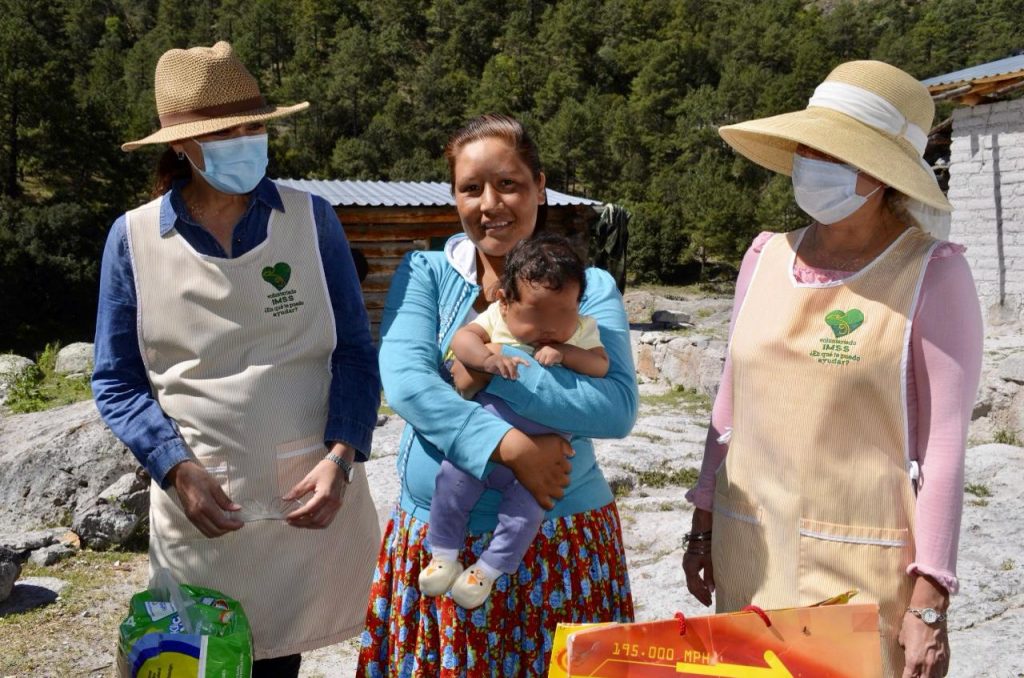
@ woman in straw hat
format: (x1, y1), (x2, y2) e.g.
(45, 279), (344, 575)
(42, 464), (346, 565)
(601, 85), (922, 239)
(92, 42), (381, 676)
(681, 61), (982, 678)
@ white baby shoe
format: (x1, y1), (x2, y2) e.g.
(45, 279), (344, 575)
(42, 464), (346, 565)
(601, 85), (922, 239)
(450, 562), (497, 609)
(418, 557), (463, 597)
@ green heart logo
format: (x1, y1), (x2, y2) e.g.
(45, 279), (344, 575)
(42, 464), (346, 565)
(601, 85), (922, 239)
(824, 309), (865, 337)
(261, 262), (291, 291)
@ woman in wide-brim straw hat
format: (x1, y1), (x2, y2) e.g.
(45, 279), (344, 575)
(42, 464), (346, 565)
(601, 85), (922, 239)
(92, 41), (381, 676)
(681, 60), (983, 678)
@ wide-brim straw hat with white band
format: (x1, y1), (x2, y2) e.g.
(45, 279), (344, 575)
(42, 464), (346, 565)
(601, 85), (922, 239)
(122, 41), (308, 152)
(718, 60), (951, 235)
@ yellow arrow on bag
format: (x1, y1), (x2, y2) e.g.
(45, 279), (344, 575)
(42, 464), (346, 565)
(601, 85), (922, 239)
(676, 650), (794, 677)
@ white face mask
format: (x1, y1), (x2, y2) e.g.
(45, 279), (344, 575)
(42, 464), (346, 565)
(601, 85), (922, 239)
(791, 155), (880, 224)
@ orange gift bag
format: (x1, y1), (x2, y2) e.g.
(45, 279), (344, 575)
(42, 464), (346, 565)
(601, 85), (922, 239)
(548, 592), (882, 678)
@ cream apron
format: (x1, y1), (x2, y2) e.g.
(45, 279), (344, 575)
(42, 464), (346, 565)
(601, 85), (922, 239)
(713, 227), (937, 677)
(126, 186), (380, 659)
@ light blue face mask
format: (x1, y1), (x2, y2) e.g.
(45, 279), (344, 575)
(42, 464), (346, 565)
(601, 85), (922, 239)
(189, 133), (269, 194)
(791, 155), (881, 225)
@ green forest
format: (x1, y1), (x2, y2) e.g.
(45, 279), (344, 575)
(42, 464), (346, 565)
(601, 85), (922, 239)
(1, 0), (1022, 354)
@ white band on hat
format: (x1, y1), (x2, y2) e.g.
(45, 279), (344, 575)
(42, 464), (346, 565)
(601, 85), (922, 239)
(807, 81), (951, 232)
(808, 81), (928, 157)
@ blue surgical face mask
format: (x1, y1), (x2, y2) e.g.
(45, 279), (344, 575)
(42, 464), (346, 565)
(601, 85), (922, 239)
(791, 155), (880, 225)
(189, 133), (269, 195)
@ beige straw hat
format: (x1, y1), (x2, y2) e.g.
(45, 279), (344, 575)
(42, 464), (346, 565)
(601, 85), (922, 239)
(718, 60), (951, 212)
(122, 41), (308, 152)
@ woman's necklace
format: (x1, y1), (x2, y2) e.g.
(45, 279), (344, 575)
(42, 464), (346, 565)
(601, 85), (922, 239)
(185, 197), (208, 225)
(183, 192), (246, 229)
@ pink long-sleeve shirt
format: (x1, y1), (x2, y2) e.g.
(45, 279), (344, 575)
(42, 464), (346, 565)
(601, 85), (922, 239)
(686, 231), (984, 594)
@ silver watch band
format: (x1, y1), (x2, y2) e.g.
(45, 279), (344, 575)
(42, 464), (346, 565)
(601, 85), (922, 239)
(324, 452), (354, 481)
(906, 607), (947, 624)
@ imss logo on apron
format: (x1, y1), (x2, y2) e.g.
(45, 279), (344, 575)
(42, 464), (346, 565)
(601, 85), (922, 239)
(261, 261), (305, 317)
(810, 308), (866, 366)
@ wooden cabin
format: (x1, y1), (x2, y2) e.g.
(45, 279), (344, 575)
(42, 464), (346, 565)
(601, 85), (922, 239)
(275, 179), (604, 334)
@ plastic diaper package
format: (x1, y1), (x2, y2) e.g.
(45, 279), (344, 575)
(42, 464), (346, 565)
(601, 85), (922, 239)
(116, 568), (253, 678)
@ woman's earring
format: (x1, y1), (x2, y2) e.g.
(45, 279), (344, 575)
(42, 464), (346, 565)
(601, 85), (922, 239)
(177, 152), (185, 161)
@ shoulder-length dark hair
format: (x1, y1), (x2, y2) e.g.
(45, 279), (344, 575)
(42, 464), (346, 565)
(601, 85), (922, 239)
(151, 148), (192, 198)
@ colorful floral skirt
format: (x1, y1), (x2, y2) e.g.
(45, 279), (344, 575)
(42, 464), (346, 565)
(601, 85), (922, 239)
(357, 502), (633, 677)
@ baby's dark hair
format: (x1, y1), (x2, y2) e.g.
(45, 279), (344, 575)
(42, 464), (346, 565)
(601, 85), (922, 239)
(501, 234), (586, 303)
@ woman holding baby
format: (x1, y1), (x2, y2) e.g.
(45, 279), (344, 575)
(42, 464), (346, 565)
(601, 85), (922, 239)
(357, 114), (638, 676)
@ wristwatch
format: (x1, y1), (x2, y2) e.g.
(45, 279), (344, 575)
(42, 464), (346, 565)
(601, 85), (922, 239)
(324, 452), (355, 484)
(906, 607), (946, 625)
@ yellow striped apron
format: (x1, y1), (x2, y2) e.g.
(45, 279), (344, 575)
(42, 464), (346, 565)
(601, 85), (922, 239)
(713, 226), (937, 677)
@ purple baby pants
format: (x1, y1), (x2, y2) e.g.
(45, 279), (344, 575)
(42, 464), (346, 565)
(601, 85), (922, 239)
(427, 392), (563, 573)
(428, 460), (544, 573)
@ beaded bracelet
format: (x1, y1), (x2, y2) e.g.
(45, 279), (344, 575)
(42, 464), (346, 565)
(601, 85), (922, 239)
(684, 530), (713, 542)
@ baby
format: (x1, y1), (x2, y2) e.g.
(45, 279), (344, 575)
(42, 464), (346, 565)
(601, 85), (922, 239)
(419, 234), (608, 609)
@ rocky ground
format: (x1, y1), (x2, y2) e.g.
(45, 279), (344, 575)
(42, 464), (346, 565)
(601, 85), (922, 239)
(1, 290), (1022, 677)
(297, 404), (1024, 677)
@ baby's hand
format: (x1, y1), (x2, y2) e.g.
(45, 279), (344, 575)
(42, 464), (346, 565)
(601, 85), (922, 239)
(451, 359), (489, 398)
(534, 345), (564, 367)
(482, 353), (529, 379)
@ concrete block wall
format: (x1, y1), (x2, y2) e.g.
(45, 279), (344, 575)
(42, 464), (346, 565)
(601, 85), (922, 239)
(947, 98), (1024, 325)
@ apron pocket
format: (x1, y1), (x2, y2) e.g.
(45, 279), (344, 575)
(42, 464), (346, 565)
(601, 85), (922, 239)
(200, 454), (231, 497)
(712, 491), (766, 609)
(154, 455), (233, 541)
(274, 435), (325, 509)
(798, 518), (912, 624)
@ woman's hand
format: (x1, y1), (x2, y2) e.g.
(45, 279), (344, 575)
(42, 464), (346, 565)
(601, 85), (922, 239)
(899, 574), (951, 677)
(899, 614), (949, 677)
(494, 429), (573, 510)
(283, 454), (350, 529)
(682, 508), (715, 607)
(168, 460), (244, 538)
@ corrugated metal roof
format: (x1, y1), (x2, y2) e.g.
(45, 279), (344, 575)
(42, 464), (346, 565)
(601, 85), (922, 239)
(922, 54), (1024, 89)
(273, 179), (602, 207)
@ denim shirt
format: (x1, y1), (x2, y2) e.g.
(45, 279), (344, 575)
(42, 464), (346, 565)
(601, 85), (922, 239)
(92, 177), (381, 487)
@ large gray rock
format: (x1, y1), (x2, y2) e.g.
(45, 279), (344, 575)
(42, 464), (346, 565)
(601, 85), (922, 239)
(28, 543), (75, 567)
(998, 351), (1024, 385)
(969, 348), (1024, 443)
(0, 354), (34, 405)
(54, 342), (94, 377)
(0, 546), (20, 602)
(0, 528), (69, 553)
(0, 400), (137, 533)
(1012, 389), (1024, 437)
(948, 442), (1024, 675)
(650, 309), (692, 329)
(0, 576), (67, 615)
(72, 471), (149, 549)
(634, 331), (726, 397)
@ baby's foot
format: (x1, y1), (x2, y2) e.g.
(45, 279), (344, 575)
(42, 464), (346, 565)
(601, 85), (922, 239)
(418, 557), (463, 597)
(451, 562), (497, 609)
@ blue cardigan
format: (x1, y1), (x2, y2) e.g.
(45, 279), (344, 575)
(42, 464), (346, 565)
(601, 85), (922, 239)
(380, 235), (639, 533)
